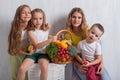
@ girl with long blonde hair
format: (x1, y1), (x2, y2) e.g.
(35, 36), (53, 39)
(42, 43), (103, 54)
(8, 4), (32, 80)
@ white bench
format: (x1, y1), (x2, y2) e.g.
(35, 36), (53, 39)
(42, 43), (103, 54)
(28, 63), (66, 80)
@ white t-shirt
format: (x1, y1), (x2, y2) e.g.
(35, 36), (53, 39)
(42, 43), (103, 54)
(30, 29), (49, 53)
(21, 30), (30, 51)
(77, 40), (101, 62)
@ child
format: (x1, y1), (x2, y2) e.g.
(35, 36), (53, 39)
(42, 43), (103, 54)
(8, 4), (32, 80)
(17, 8), (55, 80)
(76, 23), (104, 80)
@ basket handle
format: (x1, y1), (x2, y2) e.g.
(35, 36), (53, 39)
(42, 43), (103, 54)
(56, 29), (72, 40)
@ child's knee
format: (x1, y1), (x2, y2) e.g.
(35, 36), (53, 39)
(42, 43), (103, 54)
(39, 63), (49, 72)
(19, 65), (28, 73)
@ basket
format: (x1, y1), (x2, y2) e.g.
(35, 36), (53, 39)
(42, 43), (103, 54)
(46, 29), (77, 64)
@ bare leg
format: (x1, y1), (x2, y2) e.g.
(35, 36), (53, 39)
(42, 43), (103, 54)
(38, 59), (49, 80)
(17, 58), (34, 80)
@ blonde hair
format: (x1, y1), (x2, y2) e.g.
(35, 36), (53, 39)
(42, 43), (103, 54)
(66, 7), (88, 39)
(8, 4), (31, 55)
(27, 8), (46, 31)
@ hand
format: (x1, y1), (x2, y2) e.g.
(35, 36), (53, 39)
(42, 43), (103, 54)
(78, 64), (88, 73)
(96, 62), (103, 75)
(53, 36), (57, 41)
(48, 35), (56, 42)
(45, 23), (51, 30)
(27, 49), (35, 55)
(82, 59), (93, 68)
(75, 60), (88, 73)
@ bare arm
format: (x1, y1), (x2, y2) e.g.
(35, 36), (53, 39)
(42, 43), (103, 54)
(18, 49), (34, 55)
(96, 55), (104, 74)
(84, 55), (102, 67)
(28, 31), (55, 49)
(75, 54), (83, 64)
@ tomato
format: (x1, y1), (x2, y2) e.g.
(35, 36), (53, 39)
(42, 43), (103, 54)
(82, 59), (88, 65)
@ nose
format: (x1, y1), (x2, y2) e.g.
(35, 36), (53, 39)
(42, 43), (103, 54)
(36, 19), (40, 23)
(25, 12), (30, 16)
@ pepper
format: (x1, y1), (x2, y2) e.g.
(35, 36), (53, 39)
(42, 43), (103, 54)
(61, 42), (68, 48)
(28, 45), (33, 52)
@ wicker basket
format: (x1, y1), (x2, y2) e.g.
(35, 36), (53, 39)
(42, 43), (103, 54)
(46, 29), (76, 64)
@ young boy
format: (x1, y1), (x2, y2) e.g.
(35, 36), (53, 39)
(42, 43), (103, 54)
(76, 23), (104, 80)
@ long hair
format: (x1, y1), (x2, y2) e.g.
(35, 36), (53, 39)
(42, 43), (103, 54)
(27, 8), (46, 31)
(8, 4), (31, 55)
(66, 7), (88, 39)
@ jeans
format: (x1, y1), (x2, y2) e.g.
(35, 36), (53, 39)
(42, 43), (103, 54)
(73, 62), (111, 80)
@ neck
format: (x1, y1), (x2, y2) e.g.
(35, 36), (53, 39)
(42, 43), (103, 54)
(86, 38), (93, 44)
(73, 27), (81, 36)
(20, 22), (28, 30)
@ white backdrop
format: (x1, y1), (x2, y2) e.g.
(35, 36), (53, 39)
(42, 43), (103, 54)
(0, 0), (120, 80)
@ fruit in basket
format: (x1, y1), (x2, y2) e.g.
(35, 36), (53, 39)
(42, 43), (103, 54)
(55, 40), (61, 46)
(68, 56), (73, 61)
(46, 33), (77, 64)
(62, 57), (67, 62)
(53, 57), (59, 63)
(61, 40), (72, 46)
(61, 42), (68, 48)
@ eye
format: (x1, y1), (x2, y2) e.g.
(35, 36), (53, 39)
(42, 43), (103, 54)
(72, 16), (76, 18)
(33, 18), (36, 20)
(91, 31), (94, 34)
(78, 16), (82, 19)
(95, 35), (98, 37)
(39, 18), (42, 20)
(21, 11), (25, 14)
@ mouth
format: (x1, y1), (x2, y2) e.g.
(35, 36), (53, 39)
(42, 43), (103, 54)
(89, 37), (93, 40)
(24, 17), (30, 19)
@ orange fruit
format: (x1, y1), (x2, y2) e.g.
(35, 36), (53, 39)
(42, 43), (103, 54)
(53, 57), (59, 63)
(62, 57), (66, 62)
(68, 57), (73, 61)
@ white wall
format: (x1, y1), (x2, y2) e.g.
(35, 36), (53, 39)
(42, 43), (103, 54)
(0, 0), (120, 80)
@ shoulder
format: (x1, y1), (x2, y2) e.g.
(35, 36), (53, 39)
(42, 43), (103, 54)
(95, 42), (101, 48)
(28, 30), (34, 34)
(27, 29), (36, 37)
(78, 40), (85, 45)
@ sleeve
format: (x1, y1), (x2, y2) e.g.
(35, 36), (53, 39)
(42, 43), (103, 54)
(95, 43), (102, 55)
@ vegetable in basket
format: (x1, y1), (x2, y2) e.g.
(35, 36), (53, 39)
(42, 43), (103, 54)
(46, 42), (58, 58)
(68, 46), (77, 56)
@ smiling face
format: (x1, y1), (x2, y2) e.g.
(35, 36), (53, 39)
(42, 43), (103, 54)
(71, 12), (82, 28)
(32, 12), (43, 29)
(20, 7), (31, 22)
(86, 26), (103, 43)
